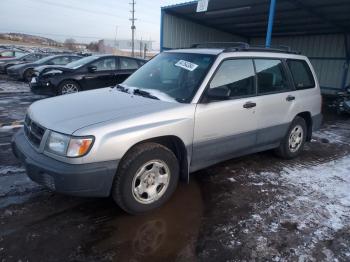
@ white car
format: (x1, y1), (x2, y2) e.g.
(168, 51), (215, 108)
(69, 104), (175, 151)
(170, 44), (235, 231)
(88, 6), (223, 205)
(12, 43), (322, 214)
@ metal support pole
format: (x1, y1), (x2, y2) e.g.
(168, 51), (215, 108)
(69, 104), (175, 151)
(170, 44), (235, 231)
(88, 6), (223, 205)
(265, 0), (277, 47)
(341, 34), (350, 90)
(160, 9), (164, 52)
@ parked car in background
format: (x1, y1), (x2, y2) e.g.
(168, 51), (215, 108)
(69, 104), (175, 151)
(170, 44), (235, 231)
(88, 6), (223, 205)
(0, 53), (48, 73)
(12, 45), (322, 214)
(30, 54), (146, 95)
(0, 49), (28, 59)
(7, 54), (82, 82)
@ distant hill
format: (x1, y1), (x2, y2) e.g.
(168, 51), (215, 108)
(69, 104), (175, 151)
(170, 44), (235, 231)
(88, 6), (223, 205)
(0, 33), (62, 47)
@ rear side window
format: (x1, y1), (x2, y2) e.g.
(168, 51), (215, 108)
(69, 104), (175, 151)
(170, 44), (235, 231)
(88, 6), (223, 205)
(50, 56), (71, 65)
(287, 59), (315, 90)
(120, 57), (139, 70)
(255, 59), (290, 95)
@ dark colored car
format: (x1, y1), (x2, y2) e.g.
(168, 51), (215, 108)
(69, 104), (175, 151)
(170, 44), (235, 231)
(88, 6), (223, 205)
(7, 54), (82, 82)
(0, 49), (28, 59)
(30, 55), (146, 95)
(0, 53), (48, 73)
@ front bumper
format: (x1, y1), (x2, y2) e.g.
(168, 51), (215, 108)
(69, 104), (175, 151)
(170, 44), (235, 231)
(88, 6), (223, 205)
(0, 64), (7, 73)
(12, 129), (119, 197)
(30, 79), (56, 95)
(7, 70), (22, 80)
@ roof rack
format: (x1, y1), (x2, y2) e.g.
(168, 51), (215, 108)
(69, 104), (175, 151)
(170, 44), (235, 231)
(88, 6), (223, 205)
(190, 42), (300, 54)
(191, 42), (249, 49)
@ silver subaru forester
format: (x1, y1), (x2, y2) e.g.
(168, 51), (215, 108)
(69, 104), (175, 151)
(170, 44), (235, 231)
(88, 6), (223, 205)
(12, 45), (322, 214)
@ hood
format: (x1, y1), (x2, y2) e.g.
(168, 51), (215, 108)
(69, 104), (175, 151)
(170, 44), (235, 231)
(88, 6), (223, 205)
(28, 88), (184, 134)
(34, 65), (72, 76)
(7, 62), (34, 71)
(35, 65), (71, 73)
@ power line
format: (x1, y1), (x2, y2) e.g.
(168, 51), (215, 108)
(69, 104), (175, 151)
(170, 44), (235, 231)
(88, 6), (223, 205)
(26, 0), (158, 25)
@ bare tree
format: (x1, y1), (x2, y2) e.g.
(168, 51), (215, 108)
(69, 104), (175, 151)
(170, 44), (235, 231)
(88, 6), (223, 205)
(64, 38), (77, 51)
(87, 41), (99, 52)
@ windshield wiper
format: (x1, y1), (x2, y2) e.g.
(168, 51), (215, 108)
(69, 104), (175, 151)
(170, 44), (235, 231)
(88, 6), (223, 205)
(133, 88), (160, 100)
(115, 84), (129, 93)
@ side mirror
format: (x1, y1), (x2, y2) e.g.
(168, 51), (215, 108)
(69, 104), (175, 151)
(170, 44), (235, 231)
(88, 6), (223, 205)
(206, 86), (230, 100)
(88, 65), (97, 72)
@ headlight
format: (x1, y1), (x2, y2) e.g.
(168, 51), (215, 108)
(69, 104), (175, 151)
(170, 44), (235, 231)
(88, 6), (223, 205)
(46, 131), (94, 157)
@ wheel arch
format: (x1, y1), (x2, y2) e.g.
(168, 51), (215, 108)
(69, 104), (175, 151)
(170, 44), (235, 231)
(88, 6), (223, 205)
(119, 135), (190, 183)
(23, 67), (34, 79)
(295, 111), (312, 141)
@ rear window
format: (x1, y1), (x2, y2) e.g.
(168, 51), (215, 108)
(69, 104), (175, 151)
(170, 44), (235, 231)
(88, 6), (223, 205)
(287, 59), (315, 90)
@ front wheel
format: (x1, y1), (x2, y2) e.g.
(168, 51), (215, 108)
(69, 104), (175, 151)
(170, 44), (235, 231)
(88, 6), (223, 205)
(275, 116), (307, 159)
(58, 80), (81, 95)
(23, 69), (34, 82)
(112, 143), (179, 214)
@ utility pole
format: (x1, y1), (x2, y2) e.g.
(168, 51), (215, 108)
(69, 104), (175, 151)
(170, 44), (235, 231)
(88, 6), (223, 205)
(140, 37), (142, 57)
(130, 0), (136, 57)
(114, 25), (118, 52)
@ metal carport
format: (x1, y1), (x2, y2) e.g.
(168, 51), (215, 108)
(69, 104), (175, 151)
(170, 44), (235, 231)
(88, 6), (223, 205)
(160, 0), (350, 90)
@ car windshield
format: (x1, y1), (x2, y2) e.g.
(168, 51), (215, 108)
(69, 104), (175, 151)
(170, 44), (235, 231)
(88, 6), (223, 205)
(122, 52), (215, 103)
(65, 56), (97, 69)
(17, 53), (30, 59)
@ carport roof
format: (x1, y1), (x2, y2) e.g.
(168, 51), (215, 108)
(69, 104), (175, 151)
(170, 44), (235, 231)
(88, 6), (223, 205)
(162, 0), (350, 38)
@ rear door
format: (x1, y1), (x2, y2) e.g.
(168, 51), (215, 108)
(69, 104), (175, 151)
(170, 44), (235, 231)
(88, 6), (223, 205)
(192, 58), (258, 171)
(253, 58), (296, 146)
(116, 57), (140, 84)
(83, 57), (118, 89)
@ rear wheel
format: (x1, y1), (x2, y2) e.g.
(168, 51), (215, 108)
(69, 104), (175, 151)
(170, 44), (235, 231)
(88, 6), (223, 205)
(275, 116), (307, 159)
(58, 80), (81, 95)
(112, 143), (179, 214)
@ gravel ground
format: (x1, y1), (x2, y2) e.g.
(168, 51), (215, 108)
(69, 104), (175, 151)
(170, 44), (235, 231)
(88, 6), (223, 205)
(0, 78), (350, 262)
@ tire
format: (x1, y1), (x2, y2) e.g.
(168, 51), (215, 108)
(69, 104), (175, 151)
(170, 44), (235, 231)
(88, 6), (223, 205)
(112, 142), (179, 214)
(23, 69), (34, 82)
(58, 80), (81, 95)
(275, 116), (307, 159)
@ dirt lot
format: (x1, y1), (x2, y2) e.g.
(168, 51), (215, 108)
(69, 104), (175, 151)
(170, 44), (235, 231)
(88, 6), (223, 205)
(0, 76), (350, 262)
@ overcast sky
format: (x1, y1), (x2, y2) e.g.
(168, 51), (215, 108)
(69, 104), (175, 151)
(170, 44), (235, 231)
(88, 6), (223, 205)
(1, 0), (184, 48)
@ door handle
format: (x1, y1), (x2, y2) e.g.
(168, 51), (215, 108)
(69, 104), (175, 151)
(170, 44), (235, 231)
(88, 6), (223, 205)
(286, 95), (295, 101)
(243, 102), (256, 109)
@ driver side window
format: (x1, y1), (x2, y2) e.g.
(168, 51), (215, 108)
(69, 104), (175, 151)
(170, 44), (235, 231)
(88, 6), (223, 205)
(209, 59), (256, 99)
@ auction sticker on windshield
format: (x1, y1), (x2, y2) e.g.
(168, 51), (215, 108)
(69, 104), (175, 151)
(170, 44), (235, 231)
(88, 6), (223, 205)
(175, 60), (199, 71)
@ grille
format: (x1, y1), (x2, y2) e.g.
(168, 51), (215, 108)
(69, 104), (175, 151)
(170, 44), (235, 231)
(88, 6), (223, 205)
(24, 114), (46, 147)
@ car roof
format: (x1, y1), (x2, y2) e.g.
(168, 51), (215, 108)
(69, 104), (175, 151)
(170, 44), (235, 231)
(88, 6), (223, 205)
(89, 54), (147, 61)
(166, 48), (223, 55)
(166, 48), (307, 60)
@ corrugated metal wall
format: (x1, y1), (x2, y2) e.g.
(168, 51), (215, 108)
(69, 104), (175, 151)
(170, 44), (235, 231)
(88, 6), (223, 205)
(251, 35), (348, 89)
(162, 12), (245, 49)
(161, 12), (348, 89)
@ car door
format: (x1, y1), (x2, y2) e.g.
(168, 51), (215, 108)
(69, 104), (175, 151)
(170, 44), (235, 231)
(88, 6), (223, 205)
(83, 57), (117, 89)
(191, 58), (258, 171)
(115, 57), (140, 84)
(253, 58), (296, 146)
